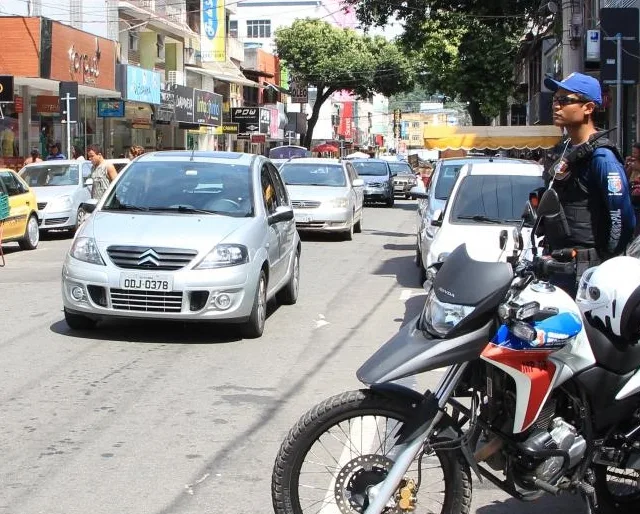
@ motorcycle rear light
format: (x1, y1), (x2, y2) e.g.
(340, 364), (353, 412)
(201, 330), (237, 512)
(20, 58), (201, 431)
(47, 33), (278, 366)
(511, 321), (537, 342)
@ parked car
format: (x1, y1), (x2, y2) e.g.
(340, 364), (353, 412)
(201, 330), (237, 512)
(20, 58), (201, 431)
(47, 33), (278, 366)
(62, 151), (300, 338)
(278, 158), (364, 240)
(350, 159), (394, 207)
(412, 157), (525, 277)
(388, 160), (417, 198)
(0, 168), (39, 250)
(19, 160), (92, 233)
(414, 159), (544, 281)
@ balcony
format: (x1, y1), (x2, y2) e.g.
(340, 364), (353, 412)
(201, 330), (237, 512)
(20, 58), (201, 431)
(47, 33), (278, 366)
(227, 36), (244, 62)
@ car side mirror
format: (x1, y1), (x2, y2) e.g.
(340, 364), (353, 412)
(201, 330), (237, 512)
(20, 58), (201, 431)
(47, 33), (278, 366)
(431, 209), (443, 226)
(269, 206), (294, 224)
(79, 199), (98, 214)
(352, 178), (364, 187)
(410, 185), (429, 200)
(84, 177), (94, 187)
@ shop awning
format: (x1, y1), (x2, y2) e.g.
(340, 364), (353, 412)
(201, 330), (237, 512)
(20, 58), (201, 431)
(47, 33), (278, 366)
(423, 125), (563, 150)
(185, 63), (262, 88)
(13, 77), (121, 98)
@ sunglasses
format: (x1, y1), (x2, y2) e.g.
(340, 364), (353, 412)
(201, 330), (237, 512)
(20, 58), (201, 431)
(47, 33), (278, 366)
(552, 95), (590, 106)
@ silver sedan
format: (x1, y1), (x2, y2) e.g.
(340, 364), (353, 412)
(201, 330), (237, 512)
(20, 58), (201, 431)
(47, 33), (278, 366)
(61, 151), (301, 338)
(278, 158), (364, 240)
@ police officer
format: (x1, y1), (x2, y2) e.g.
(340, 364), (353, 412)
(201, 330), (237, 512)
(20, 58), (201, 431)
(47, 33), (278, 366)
(541, 73), (635, 296)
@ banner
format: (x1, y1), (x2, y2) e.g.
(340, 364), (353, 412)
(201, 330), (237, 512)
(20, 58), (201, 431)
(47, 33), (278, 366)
(201, 0), (226, 62)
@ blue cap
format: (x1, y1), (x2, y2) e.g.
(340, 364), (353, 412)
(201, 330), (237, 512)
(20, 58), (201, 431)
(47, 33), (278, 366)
(544, 72), (602, 106)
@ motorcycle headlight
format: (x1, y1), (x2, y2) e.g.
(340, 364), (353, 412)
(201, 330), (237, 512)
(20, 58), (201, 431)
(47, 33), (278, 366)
(195, 244), (249, 269)
(421, 290), (475, 337)
(329, 197), (349, 208)
(49, 195), (73, 211)
(70, 237), (105, 265)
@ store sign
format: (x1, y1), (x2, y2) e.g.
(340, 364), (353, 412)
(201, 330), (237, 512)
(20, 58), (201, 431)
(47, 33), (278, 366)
(125, 102), (153, 129)
(212, 123), (239, 135)
(173, 85), (195, 123)
(231, 107), (259, 122)
(194, 89), (222, 126)
(0, 76), (14, 103)
(259, 108), (271, 134)
(156, 85), (175, 123)
(68, 40), (100, 85)
(36, 95), (60, 114)
(289, 79), (308, 104)
(14, 96), (23, 113)
(251, 134), (266, 143)
(119, 64), (162, 105)
(97, 99), (125, 117)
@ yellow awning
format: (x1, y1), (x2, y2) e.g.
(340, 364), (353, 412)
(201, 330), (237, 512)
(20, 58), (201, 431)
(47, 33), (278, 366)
(423, 125), (563, 150)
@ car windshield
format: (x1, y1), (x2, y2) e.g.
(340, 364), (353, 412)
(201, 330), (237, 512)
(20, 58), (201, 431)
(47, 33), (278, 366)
(450, 174), (545, 223)
(388, 162), (413, 175)
(434, 163), (464, 200)
(20, 164), (80, 187)
(102, 161), (254, 217)
(351, 161), (389, 176)
(280, 163), (346, 187)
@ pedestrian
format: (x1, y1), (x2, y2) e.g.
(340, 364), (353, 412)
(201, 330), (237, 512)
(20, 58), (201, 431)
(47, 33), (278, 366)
(87, 144), (117, 201)
(23, 148), (43, 165)
(72, 145), (85, 161)
(127, 145), (145, 160)
(541, 72), (635, 296)
(46, 142), (66, 160)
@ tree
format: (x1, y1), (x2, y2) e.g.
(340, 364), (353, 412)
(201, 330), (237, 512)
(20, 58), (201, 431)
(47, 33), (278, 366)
(274, 18), (415, 148)
(344, 0), (541, 125)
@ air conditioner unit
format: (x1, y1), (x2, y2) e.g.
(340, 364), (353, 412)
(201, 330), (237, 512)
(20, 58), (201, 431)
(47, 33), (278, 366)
(157, 34), (165, 60)
(129, 31), (140, 52)
(168, 70), (185, 86)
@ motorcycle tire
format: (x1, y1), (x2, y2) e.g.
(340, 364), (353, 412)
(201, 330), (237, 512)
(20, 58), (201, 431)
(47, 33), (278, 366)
(271, 389), (472, 514)
(594, 464), (640, 514)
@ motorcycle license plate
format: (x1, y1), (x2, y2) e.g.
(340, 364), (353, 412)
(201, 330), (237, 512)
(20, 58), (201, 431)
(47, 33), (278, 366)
(119, 272), (173, 291)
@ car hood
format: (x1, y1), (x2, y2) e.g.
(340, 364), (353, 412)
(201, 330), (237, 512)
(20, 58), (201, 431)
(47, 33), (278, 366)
(286, 185), (350, 201)
(86, 211), (255, 253)
(430, 222), (532, 263)
(32, 185), (80, 202)
(359, 175), (389, 184)
(393, 173), (416, 180)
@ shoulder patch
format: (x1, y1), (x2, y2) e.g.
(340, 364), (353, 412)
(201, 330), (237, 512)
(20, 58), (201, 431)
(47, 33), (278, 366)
(608, 174), (623, 193)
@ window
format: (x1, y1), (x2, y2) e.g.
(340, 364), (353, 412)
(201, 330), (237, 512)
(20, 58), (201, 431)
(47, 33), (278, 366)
(247, 20), (271, 38)
(411, 135), (421, 141)
(279, 163), (346, 187)
(261, 165), (278, 214)
(434, 164), (464, 200)
(229, 20), (238, 38)
(268, 164), (289, 206)
(0, 171), (26, 196)
(412, 122), (421, 128)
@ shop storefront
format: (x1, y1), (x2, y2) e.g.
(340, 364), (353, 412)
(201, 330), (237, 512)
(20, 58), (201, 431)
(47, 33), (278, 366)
(191, 89), (223, 150)
(0, 17), (118, 168)
(231, 107), (272, 154)
(112, 64), (162, 157)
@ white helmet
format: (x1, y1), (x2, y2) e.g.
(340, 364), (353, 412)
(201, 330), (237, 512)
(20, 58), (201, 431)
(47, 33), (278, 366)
(576, 256), (640, 340)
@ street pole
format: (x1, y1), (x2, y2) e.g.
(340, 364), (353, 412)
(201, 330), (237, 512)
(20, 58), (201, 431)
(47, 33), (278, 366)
(616, 32), (623, 150)
(562, 0), (583, 76)
(61, 92), (76, 158)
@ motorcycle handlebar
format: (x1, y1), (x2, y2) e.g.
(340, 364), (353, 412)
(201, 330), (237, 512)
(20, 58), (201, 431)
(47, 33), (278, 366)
(533, 256), (575, 277)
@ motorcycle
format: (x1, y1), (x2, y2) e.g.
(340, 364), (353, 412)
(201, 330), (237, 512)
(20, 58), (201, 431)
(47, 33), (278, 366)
(271, 189), (640, 514)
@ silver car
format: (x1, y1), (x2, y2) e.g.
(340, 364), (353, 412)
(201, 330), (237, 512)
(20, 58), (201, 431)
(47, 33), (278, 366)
(278, 158), (364, 240)
(19, 160), (92, 233)
(61, 151), (301, 339)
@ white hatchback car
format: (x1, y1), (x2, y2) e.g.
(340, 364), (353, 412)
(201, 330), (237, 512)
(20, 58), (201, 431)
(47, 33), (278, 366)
(419, 160), (544, 280)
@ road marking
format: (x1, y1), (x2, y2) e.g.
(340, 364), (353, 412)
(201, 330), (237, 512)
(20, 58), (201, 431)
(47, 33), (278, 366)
(184, 472), (210, 495)
(314, 314), (330, 328)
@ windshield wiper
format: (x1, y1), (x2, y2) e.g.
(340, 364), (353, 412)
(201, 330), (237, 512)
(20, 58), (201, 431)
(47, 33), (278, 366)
(104, 203), (149, 212)
(457, 215), (503, 224)
(147, 205), (218, 214)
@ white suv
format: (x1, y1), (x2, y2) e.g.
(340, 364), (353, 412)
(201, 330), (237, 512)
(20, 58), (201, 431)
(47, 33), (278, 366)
(420, 160), (544, 279)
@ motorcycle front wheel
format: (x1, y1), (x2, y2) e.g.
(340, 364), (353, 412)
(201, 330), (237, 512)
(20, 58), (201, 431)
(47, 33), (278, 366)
(271, 389), (472, 514)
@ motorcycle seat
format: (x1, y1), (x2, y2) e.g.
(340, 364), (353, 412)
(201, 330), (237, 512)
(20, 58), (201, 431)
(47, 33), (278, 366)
(583, 318), (640, 375)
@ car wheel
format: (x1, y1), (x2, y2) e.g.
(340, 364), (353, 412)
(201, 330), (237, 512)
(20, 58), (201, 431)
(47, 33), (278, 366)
(242, 270), (267, 338)
(18, 214), (39, 250)
(419, 254), (427, 285)
(354, 211), (362, 233)
(416, 243), (422, 268)
(386, 196), (395, 208)
(64, 308), (97, 330)
(277, 250), (300, 305)
(342, 217), (354, 241)
(75, 207), (88, 230)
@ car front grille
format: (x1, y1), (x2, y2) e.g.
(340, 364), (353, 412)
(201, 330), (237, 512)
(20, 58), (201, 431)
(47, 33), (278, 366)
(291, 200), (321, 209)
(37, 202), (47, 210)
(367, 182), (385, 188)
(110, 289), (183, 312)
(295, 221), (326, 229)
(45, 217), (70, 225)
(107, 246), (198, 271)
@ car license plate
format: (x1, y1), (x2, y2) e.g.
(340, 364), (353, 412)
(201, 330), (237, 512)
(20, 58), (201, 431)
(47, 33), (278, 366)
(295, 214), (312, 223)
(119, 272), (173, 291)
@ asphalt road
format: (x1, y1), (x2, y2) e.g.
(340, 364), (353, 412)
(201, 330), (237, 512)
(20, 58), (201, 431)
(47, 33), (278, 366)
(0, 200), (585, 514)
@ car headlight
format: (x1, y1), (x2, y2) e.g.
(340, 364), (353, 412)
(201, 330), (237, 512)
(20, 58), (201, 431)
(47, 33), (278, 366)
(195, 244), (249, 269)
(421, 290), (475, 337)
(70, 237), (105, 265)
(328, 197), (349, 208)
(49, 195), (73, 211)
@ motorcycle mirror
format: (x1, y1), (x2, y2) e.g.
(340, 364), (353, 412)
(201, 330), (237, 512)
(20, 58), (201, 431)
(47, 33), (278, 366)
(537, 189), (562, 217)
(521, 201), (537, 227)
(499, 229), (508, 251)
(512, 227), (523, 251)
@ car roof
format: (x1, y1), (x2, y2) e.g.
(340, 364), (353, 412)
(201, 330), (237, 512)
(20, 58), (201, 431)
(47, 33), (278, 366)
(23, 160), (81, 166)
(279, 157), (342, 165)
(135, 150), (257, 165)
(350, 158), (388, 163)
(461, 161), (543, 176)
(438, 156), (532, 165)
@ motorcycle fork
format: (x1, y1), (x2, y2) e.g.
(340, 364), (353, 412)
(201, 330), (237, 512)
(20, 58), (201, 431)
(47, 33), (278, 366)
(364, 363), (469, 514)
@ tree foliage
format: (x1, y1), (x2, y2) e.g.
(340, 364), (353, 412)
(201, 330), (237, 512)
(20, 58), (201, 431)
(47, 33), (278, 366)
(345, 0), (541, 124)
(275, 18), (415, 147)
